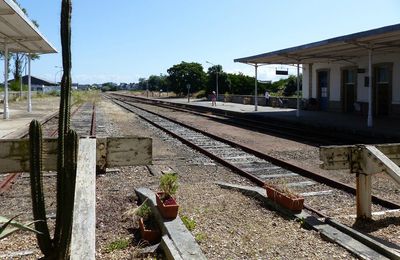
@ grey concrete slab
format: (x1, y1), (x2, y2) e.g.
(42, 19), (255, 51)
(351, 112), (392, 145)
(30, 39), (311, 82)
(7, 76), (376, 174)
(326, 218), (400, 260)
(299, 190), (333, 197)
(259, 173), (298, 179)
(241, 166), (281, 172)
(216, 181), (390, 260)
(161, 235), (184, 260)
(135, 188), (206, 260)
(285, 181), (316, 187)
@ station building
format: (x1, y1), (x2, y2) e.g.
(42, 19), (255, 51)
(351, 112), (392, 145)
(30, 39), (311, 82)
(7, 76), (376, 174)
(235, 23), (400, 126)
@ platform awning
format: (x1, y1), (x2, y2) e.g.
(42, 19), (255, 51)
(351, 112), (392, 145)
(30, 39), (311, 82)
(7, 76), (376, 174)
(0, 0), (57, 54)
(234, 23), (400, 64)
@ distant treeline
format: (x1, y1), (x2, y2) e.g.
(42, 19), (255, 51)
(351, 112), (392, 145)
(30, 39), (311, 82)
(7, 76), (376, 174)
(137, 61), (302, 97)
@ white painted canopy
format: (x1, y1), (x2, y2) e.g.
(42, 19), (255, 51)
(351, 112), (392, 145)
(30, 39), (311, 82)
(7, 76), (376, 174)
(0, 0), (57, 53)
(234, 23), (400, 64)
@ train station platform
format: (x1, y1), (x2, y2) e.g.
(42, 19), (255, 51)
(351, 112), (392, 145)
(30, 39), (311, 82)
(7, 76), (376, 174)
(0, 97), (59, 138)
(155, 97), (400, 141)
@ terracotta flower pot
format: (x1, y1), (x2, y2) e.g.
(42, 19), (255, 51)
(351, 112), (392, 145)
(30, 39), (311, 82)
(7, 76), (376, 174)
(265, 184), (304, 213)
(156, 192), (179, 219)
(139, 218), (160, 243)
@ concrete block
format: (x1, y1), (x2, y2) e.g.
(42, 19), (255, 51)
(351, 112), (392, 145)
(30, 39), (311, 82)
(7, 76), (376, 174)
(135, 188), (206, 260)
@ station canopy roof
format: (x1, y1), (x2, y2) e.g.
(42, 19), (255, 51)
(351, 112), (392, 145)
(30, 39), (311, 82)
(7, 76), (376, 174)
(234, 23), (400, 65)
(0, 0), (57, 54)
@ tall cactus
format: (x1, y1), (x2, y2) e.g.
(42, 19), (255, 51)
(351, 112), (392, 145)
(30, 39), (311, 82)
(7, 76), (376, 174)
(57, 130), (78, 259)
(28, 0), (76, 259)
(54, 0), (73, 254)
(29, 120), (53, 256)
(55, 0), (72, 248)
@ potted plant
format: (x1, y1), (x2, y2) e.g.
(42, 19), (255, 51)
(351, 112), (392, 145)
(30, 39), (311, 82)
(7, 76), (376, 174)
(156, 172), (179, 219)
(136, 201), (160, 243)
(264, 182), (304, 213)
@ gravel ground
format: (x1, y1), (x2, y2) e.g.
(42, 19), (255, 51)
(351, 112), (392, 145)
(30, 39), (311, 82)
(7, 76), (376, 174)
(0, 94), (388, 259)
(92, 96), (357, 259)
(127, 96), (400, 250)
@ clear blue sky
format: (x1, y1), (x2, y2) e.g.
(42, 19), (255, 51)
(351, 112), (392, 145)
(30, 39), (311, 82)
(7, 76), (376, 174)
(16, 0), (400, 84)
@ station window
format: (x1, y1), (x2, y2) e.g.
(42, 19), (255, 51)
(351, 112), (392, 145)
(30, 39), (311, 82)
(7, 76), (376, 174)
(345, 70), (355, 84)
(377, 67), (389, 84)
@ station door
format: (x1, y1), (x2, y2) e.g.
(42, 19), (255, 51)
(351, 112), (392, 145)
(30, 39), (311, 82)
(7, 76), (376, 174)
(317, 70), (329, 111)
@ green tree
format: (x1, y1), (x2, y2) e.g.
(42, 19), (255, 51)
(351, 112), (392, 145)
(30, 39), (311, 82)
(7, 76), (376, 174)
(206, 65), (229, 94)
(147, 74), (169, 91)
(283, 75), (302, 96)
(138, 78), (147, 90)
(227, 72), (255, 95)
(167, 62), (206, 95)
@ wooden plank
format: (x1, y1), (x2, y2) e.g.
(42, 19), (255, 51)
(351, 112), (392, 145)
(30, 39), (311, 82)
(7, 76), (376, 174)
(70, 138), (96, 260)
(0, 138), (58, 173)
(0, 137), (152, 173)
(363, 146), (400, 185)
(320, 143), (400, 170)
(319, 145), (353, 170)
(106, 136), (152, 167)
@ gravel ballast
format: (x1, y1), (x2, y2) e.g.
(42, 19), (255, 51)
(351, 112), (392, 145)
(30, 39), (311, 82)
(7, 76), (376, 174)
(0, 95), (372, 259)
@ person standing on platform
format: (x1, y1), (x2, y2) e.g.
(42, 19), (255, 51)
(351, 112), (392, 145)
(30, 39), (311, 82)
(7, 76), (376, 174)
(265, 90), (270, 106)
(211, 91), (217, 106)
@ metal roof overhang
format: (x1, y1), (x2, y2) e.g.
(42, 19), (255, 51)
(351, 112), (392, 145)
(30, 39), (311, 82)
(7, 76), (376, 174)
(0, 0), (57, 54)
(234, 23), (400, 65)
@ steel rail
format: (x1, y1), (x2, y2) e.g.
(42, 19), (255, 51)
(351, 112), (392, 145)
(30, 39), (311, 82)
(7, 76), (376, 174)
(111, 93), (395, 145)
(90, 103), (96, 136)
(109, 96), (400, 211)
(0, 102), (95, 194)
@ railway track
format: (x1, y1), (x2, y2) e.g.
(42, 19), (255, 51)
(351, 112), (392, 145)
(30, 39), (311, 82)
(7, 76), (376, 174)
(110, 93), (396, 146)
(0, 101), (99, 194)
(109, 97), (400, 211)
(107, 95), (400, 259)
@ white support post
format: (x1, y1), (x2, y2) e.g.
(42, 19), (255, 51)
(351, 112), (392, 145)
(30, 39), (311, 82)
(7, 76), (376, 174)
(356, 174), (372, 219)
(216, 69), (219, 104)
(254, 63), (258, 111)
(367, 48), (373, 127)
(296, 62), (300, 118)
(28, 54), (32, 112)
(3, 44), (9, 119)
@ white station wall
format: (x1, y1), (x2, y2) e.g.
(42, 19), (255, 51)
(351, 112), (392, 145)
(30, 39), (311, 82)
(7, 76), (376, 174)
(302, 52), (400, 104)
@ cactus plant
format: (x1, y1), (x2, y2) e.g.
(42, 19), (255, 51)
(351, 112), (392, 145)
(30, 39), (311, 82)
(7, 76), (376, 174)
(28, 0), (77, 258)
(29, 120), (53, 255)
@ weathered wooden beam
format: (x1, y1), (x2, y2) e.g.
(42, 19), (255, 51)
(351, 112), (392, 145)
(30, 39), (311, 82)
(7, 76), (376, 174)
(363, 145), (400, 185)
(319, 145), (353, 170)
(70, 138), (96, 260)
(320, 144), (400, 220)
(0, 137), (152, 173)
(319, 144), (400, 170)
